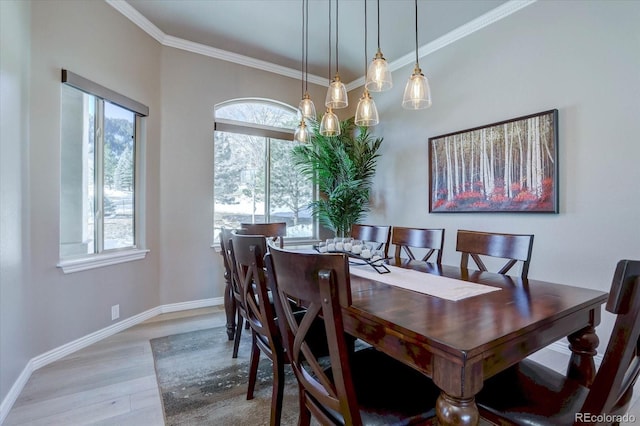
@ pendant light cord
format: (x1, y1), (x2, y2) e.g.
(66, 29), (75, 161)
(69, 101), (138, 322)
(328, 0), (332, 81)
(377, 0), (381, 50)
(364, 0), (368, 73)
(305, 0), (309, 92)
(300, 0), (304, 96)
(335, 0), (339, 75)
(414, 0), (419, 65)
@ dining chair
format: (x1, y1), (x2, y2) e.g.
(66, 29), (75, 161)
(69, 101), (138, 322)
(229, 232), (285, 426)
(350, 224), (392, 258)
(264, 246), (440, 425)
(476, 259), (640, 425)
(240, 222), (287, 248)
(456, 229), (534, 279)
(219, 227), (238, 341)
(220, 228), (249, 357)
(391, 226), (445, 264)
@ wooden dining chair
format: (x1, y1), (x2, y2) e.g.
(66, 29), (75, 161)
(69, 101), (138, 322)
(220, 228), (250, 358)
(476, 259), (640, 425)
(264, 246), (440, 426)
(240, 222), (286, 248)
(229, 232), (285, 426)
(219, 227), (238, 341)
(350, 223), (392, 258)
(456, 229), (534, 279)
(392, 226), (445, 264)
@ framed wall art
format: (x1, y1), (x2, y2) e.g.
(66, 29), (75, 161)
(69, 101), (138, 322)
(429, 109), (558, 213)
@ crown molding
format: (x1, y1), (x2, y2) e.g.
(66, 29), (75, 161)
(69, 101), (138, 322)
(108, 0), (535, 90)
(163, 35), (330, 87)
(106, 0), (165, 43)
(345, 0), (536, 91)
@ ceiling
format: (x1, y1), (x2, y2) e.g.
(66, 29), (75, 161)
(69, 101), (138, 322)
(116, 0), (522, 88)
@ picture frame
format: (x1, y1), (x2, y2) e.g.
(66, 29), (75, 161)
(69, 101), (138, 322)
(429, 109), (559, 213)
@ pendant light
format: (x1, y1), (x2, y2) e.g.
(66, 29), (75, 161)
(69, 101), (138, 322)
(324, 0), (348, 109)
(298, 0), (316, 121)
(320, 0), (341, 136)
(294, 118), (310, 143)
(402, 0), (432, 110)
(294, 0), (310, 143)
(365, 0), (392, 92)
(355, 0), (379, 126)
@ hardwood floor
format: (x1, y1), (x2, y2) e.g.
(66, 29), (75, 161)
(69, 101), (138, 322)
(4, 306), (226, 425)
(5, 305), (640, 425)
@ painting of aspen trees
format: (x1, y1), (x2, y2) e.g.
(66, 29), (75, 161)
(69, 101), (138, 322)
(429, 109), (558, 213)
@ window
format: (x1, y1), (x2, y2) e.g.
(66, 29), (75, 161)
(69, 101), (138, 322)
(59, 70), (148, 272)
(213, 99), (316, 244)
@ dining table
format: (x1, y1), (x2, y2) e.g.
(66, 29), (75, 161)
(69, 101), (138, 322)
(341, 257), (609, 426)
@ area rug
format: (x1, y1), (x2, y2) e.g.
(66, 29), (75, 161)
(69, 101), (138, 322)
(150, 326), (301, 425)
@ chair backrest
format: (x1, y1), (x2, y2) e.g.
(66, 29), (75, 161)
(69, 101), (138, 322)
(392, 227), (445, 264)
(240, 222), (287, 248)
(220, 228), (244, 311)
(456, 229), (534, 278)
(264, 247), (360, 424)
(219, 227), (234, 278)
(581, 259), (640, 417)
(229, 232), (281, 355)
(350, 224), (391, 258)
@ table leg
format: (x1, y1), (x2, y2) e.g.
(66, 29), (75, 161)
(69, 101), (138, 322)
(436, 392), (479, 426)
(567, 324), (599, 387)
(223, 267), (236, 341)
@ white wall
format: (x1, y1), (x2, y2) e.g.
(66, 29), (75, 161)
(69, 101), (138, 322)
(1, 0), (163, 406)
(0, 0), (32, 402)
(368, 0), (640, 344)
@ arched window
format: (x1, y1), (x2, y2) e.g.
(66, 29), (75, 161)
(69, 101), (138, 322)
(213, 98), (315, 244)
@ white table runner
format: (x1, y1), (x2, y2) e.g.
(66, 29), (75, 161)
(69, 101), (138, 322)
(349, 263), (501, 301)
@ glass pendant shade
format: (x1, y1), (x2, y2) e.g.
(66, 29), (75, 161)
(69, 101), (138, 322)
(294, 119), (309, 143)
(402, 65), (432, 110)
(319, 107), (340, 136)
(325, 75), (348, 109)
(298, 92), (316, 120)
(365, 49), (393, 92)
(354, 89), (379, 126)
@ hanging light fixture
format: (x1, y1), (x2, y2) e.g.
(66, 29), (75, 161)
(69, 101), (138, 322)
(320, 0), (341, 136)
(402, 0), (432, 110)
(365, 0), (392, 92)
(355, 0), (379, 126)
(298, 0), (316, 121)
(324, 0), (348, 109)
(294, 118), (310, 143)
(294, 0), (309, 143)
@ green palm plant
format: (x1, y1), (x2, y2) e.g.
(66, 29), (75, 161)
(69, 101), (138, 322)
(291, 117), (383, 237)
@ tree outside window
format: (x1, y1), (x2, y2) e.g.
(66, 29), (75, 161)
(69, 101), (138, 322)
(213, 99), (315, 243)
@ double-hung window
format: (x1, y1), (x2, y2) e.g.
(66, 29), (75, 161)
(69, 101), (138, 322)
(58, 70), (148, 272)
(213, 99), (316, 245)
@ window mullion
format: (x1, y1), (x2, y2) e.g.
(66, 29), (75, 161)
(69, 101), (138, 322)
(95, 100), (105, 253)
(265, 137), (271, 222)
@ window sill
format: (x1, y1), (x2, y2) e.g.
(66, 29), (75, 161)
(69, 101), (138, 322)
(57, 248), (150, 274)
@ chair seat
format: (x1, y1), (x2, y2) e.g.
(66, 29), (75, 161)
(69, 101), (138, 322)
(477, 359), (589, 426)
(323, 347), (439, 425)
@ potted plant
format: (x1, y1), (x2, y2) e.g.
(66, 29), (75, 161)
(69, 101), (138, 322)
(291, 117), (383, 238)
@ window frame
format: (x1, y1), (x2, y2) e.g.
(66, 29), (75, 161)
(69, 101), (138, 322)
(57, 69), (149, 273)
(213, 99), (318, 247)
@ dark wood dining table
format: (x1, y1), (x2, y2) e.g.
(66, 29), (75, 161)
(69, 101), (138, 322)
(343, 258), (608, 426)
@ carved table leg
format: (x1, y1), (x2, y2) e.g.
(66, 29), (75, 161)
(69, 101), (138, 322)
(223, 268), (236, 341)
(436, 392), (479, 426)
(567, 324), (599, 387)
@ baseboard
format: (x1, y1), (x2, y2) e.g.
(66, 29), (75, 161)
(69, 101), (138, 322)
(0, 297), (223, 424)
